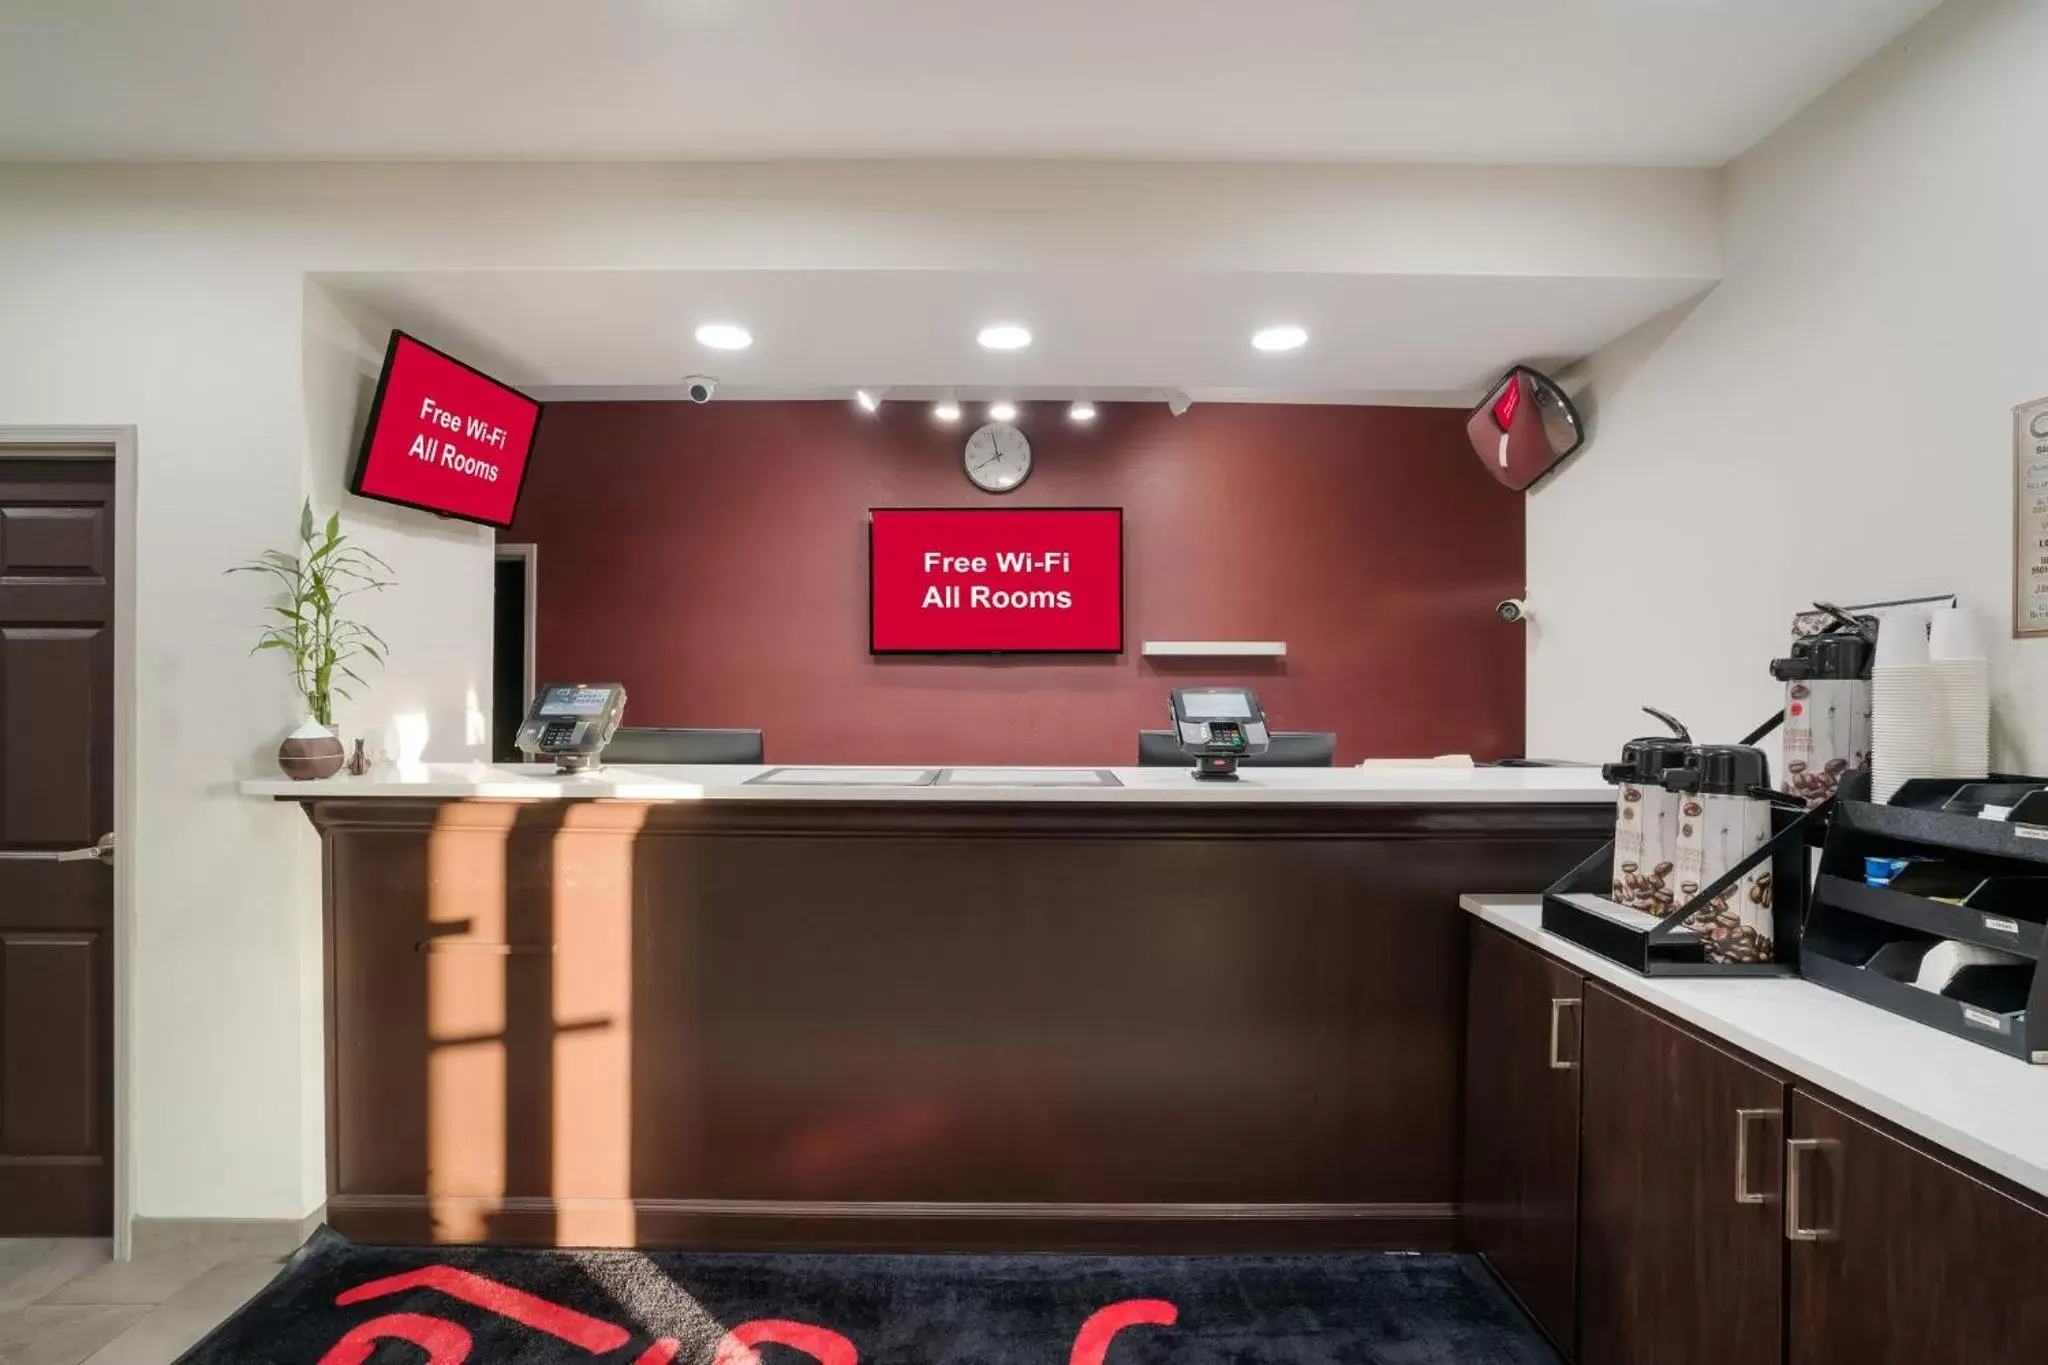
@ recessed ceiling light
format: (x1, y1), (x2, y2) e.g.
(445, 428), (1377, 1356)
(1069, 400), (1097, 424)
(694, 322), (752, 351)
(977, 324), (1033, 352)
(855, 389), (882, 413)
(933, 400), (961, 423)
(1252, 324), (1308, 353)
(988, 400), (1018, 422)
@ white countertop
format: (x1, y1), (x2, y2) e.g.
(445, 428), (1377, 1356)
(240, 762), (1615, 805)
(1463, 894), (2048, 1202)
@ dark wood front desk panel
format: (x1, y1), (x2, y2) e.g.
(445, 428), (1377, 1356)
(306, 798), (1606, 1250)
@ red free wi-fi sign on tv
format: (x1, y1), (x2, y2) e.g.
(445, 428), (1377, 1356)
(349, 331), (544, 529)
(869, 507), (1124, 654)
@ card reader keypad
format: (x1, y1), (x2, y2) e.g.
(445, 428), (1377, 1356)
(540, 720), (578, 750)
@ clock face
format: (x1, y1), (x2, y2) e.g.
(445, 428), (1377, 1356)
(963, 422), (1032, 493)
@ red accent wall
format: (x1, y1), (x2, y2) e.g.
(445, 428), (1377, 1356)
(508, 401), (1525, 766)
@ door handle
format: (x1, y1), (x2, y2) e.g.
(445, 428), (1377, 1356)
(1735, 1107), (1780, 1204)
(1785, 1137), (1839, 1240)
(0, 833), (113, 865)
(1547, 997), (1580, 1070)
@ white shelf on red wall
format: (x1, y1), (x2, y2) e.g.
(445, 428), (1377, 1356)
(1140, 641), (1287, 658)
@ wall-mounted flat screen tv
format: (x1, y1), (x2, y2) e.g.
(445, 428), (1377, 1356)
(349, 331), (543, 529)
(869, 507), (1124, 654)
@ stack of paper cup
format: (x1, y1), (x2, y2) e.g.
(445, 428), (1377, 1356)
(1929, 606), (1990, 782)
(1870, 609), (1935, 803)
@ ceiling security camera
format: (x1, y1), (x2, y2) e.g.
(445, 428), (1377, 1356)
(1496, 597), (1533, 625)
(684, 375), (717, 403)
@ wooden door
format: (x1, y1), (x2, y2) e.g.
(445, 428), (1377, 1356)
(1462, 923), (1583, 1351)
(1578, 983), (1785, 1365)
(0, 457), (115, 1235)
(1788, 1090), (2048, 1365)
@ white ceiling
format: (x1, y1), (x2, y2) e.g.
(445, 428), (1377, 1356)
(0, 0), (1938, 165)
(324, 268), (1710, 405)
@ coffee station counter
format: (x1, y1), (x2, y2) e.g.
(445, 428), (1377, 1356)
(1464, 893), (2048, 1200)
(245, 763), (1612, 1250)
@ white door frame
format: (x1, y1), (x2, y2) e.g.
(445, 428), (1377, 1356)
(495, 542), (538, 717)
(0, 426), (139, 1258)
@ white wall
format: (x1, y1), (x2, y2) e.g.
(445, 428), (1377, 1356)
(0, 216), (505, 1223)
(0, 234), (322, 1219)
(0, 159), (1719, 1226)
(296, 284), (497, 1211)
(1528, 0), (2048, 771)
(302, 284), (496, 773)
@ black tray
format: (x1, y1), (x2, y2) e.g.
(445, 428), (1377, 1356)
(1542, 802), (1821, 977)
(1802, 951), (2038, 1063)
(1814, 875), (2046, 958)
(1836, 799), (2048, 868)
(1803, 783), (2048, 1062)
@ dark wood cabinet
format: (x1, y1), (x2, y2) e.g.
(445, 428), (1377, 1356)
(1462, 924), (2048, 1365)
(1578, 983), (1785, 1365)
(1788, 1090), (2048, 1365)
(1462, 923), (1585, 1351)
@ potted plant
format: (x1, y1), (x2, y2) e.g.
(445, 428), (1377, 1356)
(231, 500), (393, 779)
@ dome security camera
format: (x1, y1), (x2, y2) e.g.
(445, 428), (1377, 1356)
(684, 376), (718, 403)
(1496, 597), (1534, 625)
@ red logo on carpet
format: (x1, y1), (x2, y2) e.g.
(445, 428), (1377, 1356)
(320, 1264), (1178, 1364)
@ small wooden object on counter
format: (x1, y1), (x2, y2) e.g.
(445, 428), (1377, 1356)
(278, 717), (346, 781)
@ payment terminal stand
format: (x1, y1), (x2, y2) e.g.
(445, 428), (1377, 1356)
(515, 683), (629, 774)
(1169, 687), (1272, 780)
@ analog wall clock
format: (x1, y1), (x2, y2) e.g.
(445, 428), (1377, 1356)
(963, 422), (1032, 493)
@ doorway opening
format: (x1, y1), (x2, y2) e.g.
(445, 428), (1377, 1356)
(494, 545), (537, 762)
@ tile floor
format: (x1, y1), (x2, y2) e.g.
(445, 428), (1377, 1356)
(0, 1240), (282, 1365)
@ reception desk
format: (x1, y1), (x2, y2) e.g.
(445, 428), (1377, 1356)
(244, 763), (1612, 1251)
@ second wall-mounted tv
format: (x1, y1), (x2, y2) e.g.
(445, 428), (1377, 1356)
(870, 507), (1124, 654)
(349, 331), (543, 529)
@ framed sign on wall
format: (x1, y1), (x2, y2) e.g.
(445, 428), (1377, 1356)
(2014, 395), (2048, 638)
(869, 507), (1123, 654)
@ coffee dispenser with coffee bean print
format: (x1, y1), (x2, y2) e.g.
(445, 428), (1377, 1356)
(1599, 708), (1694, 915)
(1771, 604), (1876, 807)
(1662, 745), (1787, 964)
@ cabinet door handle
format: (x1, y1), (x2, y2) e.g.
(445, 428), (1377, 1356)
(1785, 1137), (1839, 1241)
(1735, 1107), (1780, 1204)
(1547, 997), (1579, 1071)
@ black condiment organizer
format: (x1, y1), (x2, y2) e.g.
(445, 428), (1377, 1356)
(1802, 775), (2048, 1063)
(1542, 801), (1824, 977)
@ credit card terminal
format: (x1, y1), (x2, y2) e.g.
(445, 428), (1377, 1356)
(515, 683), (628, 774)
(1169, 687), (1271, 780)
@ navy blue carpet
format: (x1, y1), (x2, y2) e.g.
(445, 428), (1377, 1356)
(176, 1230), (1559, 1365)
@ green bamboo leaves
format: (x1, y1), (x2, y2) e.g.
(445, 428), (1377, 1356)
(229, 500), (395, 728)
